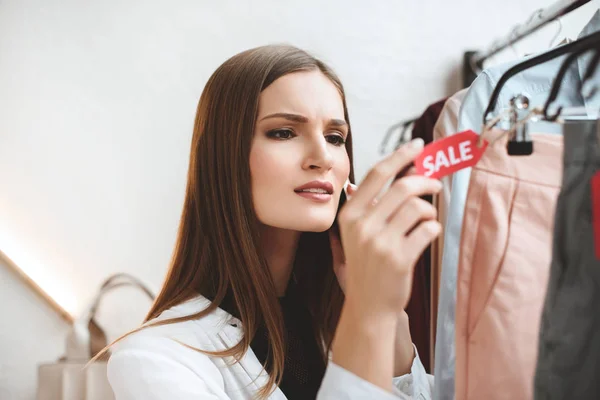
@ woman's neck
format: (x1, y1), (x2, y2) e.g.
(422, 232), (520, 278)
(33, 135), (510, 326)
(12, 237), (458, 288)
(260, 225), (301, 297)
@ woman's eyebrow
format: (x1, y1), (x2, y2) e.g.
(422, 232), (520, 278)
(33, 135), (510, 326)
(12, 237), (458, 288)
(329, 119), (348, 128)
(259, 113), (308, 123)
(259, 113), (348, 128)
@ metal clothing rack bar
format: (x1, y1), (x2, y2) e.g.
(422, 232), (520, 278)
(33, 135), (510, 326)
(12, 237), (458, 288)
(463, 0), (592, 87)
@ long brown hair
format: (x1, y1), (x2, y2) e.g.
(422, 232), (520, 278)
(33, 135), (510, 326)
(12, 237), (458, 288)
(94, 44), (355, 399)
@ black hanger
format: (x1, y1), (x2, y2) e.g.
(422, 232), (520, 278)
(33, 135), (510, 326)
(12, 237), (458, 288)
(482, 30), (600, 126)
(543, 47), (600, 121)
(380, 117), (417, 155)
(581, 49), (600, 99)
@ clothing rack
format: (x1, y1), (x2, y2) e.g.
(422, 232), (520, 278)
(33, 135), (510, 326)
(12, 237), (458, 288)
(463, 0), (593, 87)
(474, 30), (600, 156)
(380, 117), (418, 155)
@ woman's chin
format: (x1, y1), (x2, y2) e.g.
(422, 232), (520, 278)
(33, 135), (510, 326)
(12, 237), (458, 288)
(268, 219), (334, 233)
(264, 213), (336, 233)
(295, 219), (335, 233)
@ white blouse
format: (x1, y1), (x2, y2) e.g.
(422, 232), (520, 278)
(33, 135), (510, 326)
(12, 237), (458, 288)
(107, 295), (434, 399)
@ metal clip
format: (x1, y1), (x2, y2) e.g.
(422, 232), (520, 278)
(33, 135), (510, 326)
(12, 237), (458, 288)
(507, 94), (533, 156)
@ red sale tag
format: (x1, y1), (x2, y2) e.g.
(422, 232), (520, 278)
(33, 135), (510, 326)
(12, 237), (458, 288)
(591, 172), (600, 260)
(414, 130), (488, 179)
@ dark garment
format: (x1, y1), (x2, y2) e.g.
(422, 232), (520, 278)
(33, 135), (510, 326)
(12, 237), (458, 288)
(411, 99), (447, 144)
(403, 98), (448, 373)
(534, 120), (600, 399)
(216, 280), (326, 400)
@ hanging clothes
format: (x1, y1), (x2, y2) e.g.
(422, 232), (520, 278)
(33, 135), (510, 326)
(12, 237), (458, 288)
(434, 13), (600, 400)
(455, 130), (562, 400)
(534, 120), (600, 400)
(430, 88), (467, 400)
(432, 90), (468, 204)
(404, 98), (447, 373)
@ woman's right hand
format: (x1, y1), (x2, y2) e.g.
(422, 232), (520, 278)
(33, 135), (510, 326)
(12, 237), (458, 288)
(329, 138), (442, 393)
(336, 137), (442, 319)
(332, 139), (442, 391)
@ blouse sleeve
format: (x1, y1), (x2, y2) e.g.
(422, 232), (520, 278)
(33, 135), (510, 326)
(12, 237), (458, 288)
(317, 345), (434, 399)
(391, 345), (434, 399)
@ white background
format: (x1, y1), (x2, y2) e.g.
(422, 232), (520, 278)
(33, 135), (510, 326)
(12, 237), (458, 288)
(1, 1), (599, 398)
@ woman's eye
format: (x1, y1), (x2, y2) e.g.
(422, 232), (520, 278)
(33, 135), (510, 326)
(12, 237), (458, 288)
(326, 134), (346, 146)
(266, 129), (295, 140)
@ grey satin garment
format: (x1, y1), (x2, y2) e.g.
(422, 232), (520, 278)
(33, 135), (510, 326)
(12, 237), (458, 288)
(534, 119), (600, 400)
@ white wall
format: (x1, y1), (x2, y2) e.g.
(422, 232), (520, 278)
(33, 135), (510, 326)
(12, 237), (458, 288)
(0, 257), (70, 400)
(1, 1), (599, 398)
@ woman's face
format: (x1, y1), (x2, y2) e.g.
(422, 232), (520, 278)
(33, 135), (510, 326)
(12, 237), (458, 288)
(250, 70), (350, 232)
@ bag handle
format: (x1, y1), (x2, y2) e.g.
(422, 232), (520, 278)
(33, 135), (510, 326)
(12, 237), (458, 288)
(89, 273), (155, 318)
(65, 273), (155, 362)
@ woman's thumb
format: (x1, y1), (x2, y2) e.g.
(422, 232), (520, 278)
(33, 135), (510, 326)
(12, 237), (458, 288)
(345, 182), (357, 199)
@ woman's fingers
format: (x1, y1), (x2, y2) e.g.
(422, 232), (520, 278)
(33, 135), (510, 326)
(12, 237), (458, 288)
(346, 182), (378, 206)
(346, 138), (424, 211)
(366, 176), (441, 225)
(334, 139), (445, 319)
(385, 197), (438, 236)
(404, 166), (418, 176)
(404, 220), (442, 264)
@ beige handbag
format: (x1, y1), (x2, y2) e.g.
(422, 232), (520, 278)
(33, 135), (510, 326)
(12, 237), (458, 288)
(37, 273), (155, 400)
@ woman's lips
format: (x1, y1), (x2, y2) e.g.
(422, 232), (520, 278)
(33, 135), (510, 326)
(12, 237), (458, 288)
(295, 191), (332, 203)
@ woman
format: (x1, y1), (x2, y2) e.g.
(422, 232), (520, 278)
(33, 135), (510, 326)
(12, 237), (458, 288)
(103, 44), (442, 399)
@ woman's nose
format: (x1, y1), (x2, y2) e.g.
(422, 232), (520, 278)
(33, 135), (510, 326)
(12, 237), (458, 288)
(302, 137), (334, 171)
